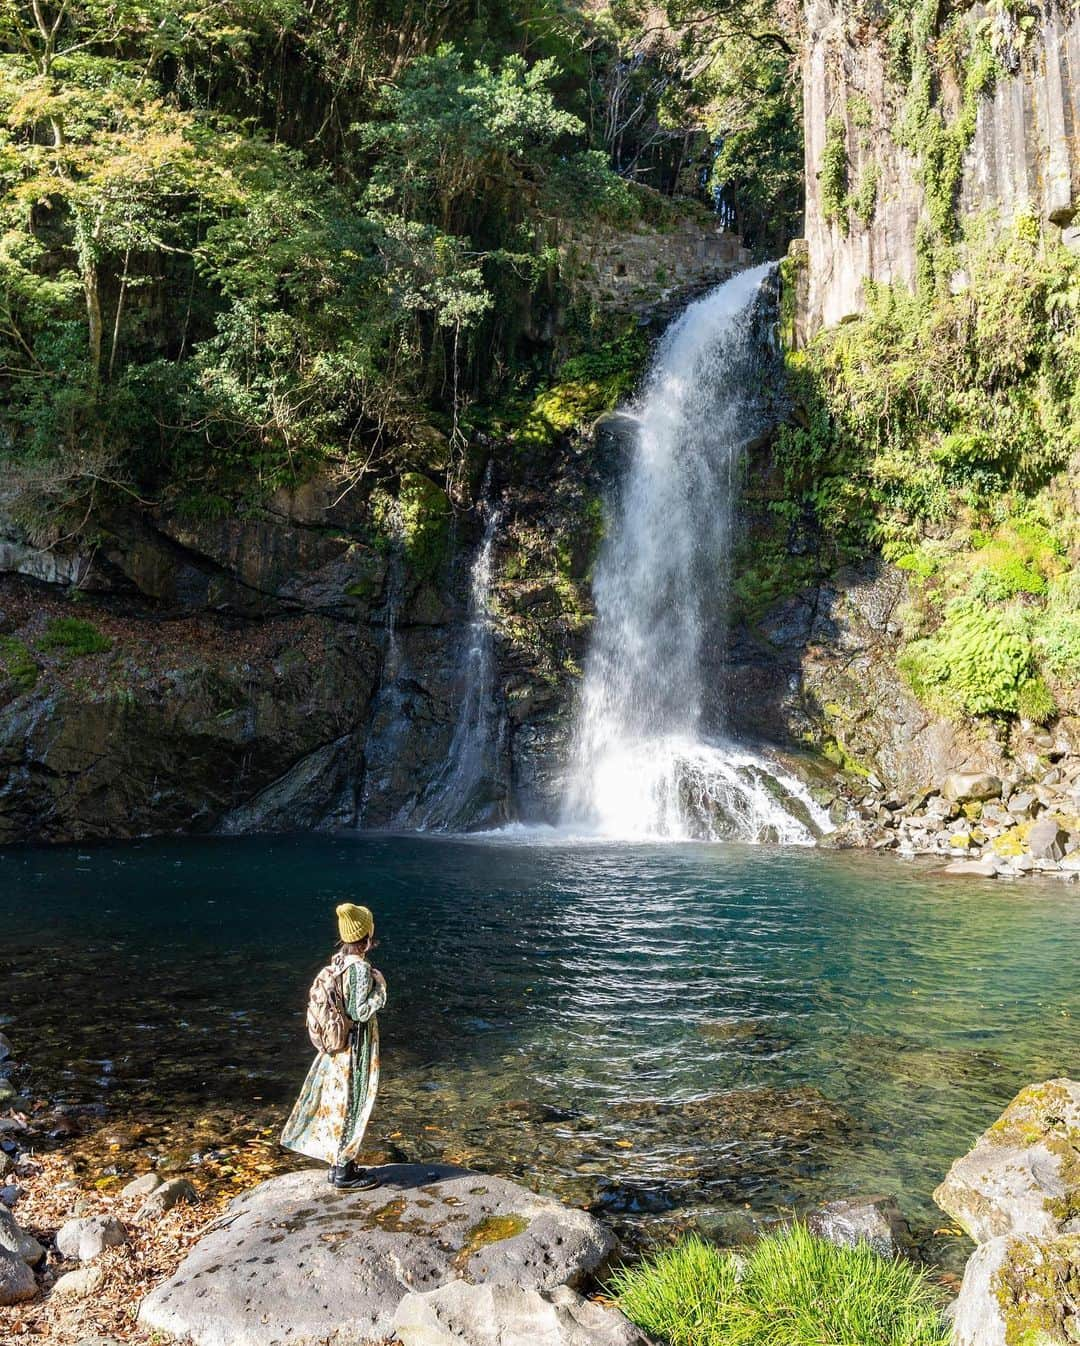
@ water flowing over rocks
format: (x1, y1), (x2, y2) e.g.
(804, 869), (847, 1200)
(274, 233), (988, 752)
(934, 1079), (1080, 1346)
(138, 1165), (617, 1346)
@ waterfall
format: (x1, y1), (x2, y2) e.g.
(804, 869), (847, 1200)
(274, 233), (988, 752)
(563, 264), (832, 844)
(416, 498), (507, 831)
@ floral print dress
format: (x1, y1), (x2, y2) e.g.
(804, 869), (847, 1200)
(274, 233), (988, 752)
(280, 954), (386, 1165)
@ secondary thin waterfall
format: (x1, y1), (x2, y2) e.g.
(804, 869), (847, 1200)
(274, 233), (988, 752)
(564, 264), (830, 843)
(416, 498), (505, 831)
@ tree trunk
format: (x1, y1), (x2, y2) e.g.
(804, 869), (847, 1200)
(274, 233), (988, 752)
(83, 258), (102, 386)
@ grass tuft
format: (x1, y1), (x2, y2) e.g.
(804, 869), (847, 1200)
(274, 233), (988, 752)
(37, 616), (113, 657)
(611, 1225), (950, 1346)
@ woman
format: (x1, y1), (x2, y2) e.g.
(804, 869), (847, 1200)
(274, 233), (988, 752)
(281, 902), (387, 1189)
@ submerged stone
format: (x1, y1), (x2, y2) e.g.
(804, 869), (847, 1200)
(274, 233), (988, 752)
(807, 1195), (914, 1259)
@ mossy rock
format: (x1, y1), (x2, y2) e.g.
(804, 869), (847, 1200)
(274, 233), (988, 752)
(0, 637), (40, 693)
(994, 1231), (1080, 1346)
(935, 1078), (1080, 1244)
(398, 473), (453, 582)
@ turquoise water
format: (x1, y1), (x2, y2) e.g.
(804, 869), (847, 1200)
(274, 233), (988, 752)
(1, 834), (1077, 1260)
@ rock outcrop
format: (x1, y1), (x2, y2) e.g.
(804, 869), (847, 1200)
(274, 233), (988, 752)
(138, 1165), (617, 1346)
(800, 0), (1080, 335)
(935, 1078), (1080, 1346)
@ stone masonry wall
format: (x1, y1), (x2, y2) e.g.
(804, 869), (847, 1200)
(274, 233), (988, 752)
(560, 213), (752, 319)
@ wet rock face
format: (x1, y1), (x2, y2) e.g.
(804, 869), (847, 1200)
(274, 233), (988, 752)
(731, 561), (1007, 800)
(138, 1165), (617, 1346)
(0, 579), (382, 845)
(936, 1078), (1080, 1346)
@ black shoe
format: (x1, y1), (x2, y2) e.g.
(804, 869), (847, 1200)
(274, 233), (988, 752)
(330, 1162), (379, 1190)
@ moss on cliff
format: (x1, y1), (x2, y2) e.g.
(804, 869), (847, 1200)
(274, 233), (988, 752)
(775, 219), (1080, 725)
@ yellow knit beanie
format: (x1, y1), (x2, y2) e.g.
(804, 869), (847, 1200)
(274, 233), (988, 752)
(336, 903), (374, 943)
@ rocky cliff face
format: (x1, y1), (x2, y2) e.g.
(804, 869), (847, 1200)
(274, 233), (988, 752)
(801, 0), (1080, 333)
(2, 219), (757, 844)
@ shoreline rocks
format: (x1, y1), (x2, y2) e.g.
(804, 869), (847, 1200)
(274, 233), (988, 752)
(825, 755), (1080, 879)
(934, 1078), (1080, 1346)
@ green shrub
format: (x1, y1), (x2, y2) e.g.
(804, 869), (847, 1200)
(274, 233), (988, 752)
(612, 1226), (949, 1346)
(516, 332), (648, 447)
(0, 637), (40, 692)
(820, 114), (850, 233)
(969, 558), (1045, 601)
(37, 618), (112, 657)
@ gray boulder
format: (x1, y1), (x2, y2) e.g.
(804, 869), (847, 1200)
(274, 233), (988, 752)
(942, 859), (997, 878)
(1006, 791), (1040, 818)
(137, 1175), (197, 1219)
(139, 1165), (617, 1346)
(806, 1195), (913, 1259)
(393, 1282), (653, 1346)
(1027, 818), (1070, 862)
(55, 1214), (128, 1261)
(0, 1205), (42, 1264)
(52, 1263), (106, 1300)
(949, 1235), (1010, 1346)
(120, 1171), (163, 1201)
(935, 1078), (1079, 1243)
(0, 1244), (36, 1304)
(0, 1032), (11, 1062)
(942, 772), (1002, 803)
(951, 1231), (1080, 1346)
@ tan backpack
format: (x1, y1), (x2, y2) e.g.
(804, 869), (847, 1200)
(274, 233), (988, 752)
(306, 959), (351, 1054)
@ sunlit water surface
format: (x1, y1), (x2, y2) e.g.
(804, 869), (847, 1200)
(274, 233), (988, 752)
(1, 834), (1077, 1265)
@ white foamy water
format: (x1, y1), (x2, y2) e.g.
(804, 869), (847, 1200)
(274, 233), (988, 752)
(564, 264), (828, 843)
(415, 499), (505, 831)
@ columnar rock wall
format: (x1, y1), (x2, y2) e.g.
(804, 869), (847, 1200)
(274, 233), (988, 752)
(801, 0), (1080, 333)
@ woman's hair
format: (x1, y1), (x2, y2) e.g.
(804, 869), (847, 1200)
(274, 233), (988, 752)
(337, 936), (374, 957)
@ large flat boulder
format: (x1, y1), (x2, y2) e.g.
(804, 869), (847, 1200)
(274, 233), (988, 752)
(393, 1281), (653, 1346)
(934, 1079), (1080, 1243)
(138, 1165), (616, 1346)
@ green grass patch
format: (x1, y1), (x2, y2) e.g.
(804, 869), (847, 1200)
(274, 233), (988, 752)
(37, 617), (113, 657)
(0, 636), (40, 692)
(612, 1226), (950, 1346)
